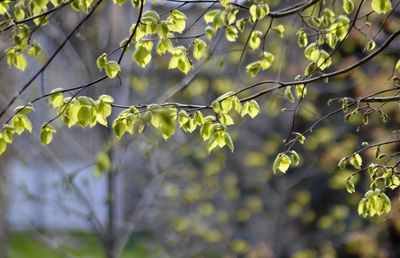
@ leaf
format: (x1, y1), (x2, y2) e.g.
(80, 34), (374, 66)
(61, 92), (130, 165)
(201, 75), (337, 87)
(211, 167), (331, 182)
(28, 41), (41, 57)
(334, 15), (350, 41)
(293, 132), (306, 144)
(246, 61), (261, 77)
(14, 53), (27, 71)
(371, 0), (392, 14)
(346, 179), (356, 193)
(395, 58), (400, 72)
(99, 95), (114, 104)
(249, 4), (269, 21)
(49, 89), (65, 108)
(15, 105), (34, 115)
(295, 84), (307, 98)
(297, 29), (308, 48)
(0, 137), (6, 156)
(96, 53), (107, 70)
(367, 39), (376, 51)
(219, 113), (234, 126)
(241, 100), (260, 118)
(104, 61), (121, 78)
(133, 45), (152, 68)
(157, 38), (173, 55)
(249, 30), (262, 50)
(40, 124), (56, 145)
(226, 25), (239, 42)
(113, 0), (126, 6)
(259, 51), (275, 70)
(178, 110), (190, 126)
(95, 152), (111, 177)
(273, 153), (292, 174)
(193, 111), (204, 125)
(193, 39), (207, 60)
(224, 132), (234, 152)
(112, 119), (126, 138)
(272, 24), (285, 38)
(204, 10), (219, 24)
(284, 86), (295, 103)
(343, 0), (355, 14)
(349, 153), (362, 169)
(290, 151), (300, 166)
(338, 157), (347, 169)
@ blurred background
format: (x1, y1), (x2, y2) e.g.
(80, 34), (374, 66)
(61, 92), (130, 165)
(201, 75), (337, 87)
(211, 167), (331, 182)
(0, 0), (400, 257)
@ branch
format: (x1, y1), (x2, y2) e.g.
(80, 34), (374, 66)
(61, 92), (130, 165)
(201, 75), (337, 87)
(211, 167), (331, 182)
(0, 1), (73, 33)
(0, 0), (104, 120)
(239, 29), (400, 102)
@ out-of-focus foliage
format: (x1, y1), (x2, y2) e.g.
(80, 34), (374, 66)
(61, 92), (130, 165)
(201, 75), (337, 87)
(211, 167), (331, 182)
(0, 0), (399, 258)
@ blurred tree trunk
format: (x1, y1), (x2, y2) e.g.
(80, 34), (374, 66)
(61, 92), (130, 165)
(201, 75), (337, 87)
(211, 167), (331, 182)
(0, 163), (8, 258)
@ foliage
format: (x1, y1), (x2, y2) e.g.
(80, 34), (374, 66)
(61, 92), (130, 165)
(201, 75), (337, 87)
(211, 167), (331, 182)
(0, 0), (400, 256)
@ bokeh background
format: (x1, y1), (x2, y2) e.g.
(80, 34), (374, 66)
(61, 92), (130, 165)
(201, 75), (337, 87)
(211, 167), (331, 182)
(0, 1), (400, 257)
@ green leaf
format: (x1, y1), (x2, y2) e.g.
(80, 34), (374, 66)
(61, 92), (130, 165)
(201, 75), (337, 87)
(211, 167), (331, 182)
(246, 61), (261, 77)
(49, 89), (65, 108)
(304, 43), (320, 62)
(219, 113), (234, 126)
(95, 152), (112, 177)
(0, 136), (6, 156)
(200, 119), (216, 141)
(284, 86), (295, 103)
(297, 29), (308, 48)
(205, 26), (215, 40)
(224, 132), (234, 152)
(349, 153), (362, 169)
(272, 24), (285, 38)
(133, 46), (152, 68)
(343, 0), (355, 14)
(249, 31), (262, 50)
(193, 111), (204, 125)
(295, 84), (307, 98)
(193, 39), (207, 60)
(334, 15), (350, 41)
(96, 53), (107, 70)
(104, 61), (121, 78)
(226, 25), (239, 42)
(241, 100), (260, 118)
(2, 125), (14, 144)
(99, 95), (114, 104)
(176, 56), (191, 74)
(113, 0), (126, 6)
(367, 39), (376, 51)
(14, 53), (27, 71)
(338, 157), (347, 169)
(273, 153), (292, 174)
(157, 38), (173, 55)
(259, 51), (275, 70)
(204, 10), (219, 24)
(371, 0), (392, 14)
(28, 41), (42, 57)
(249, 4), (269, 21)
(236, 18), (246, 32)
(112, 119), (127, 138)
(293, 132), (306, 144)
(290, 150), (300, 166)
(40, 124), (56, 145)
(168, 9), (187, 33)
(178, 110), (190, 126)
(395, 58), (400, 72)
(15, 105), (34, 115)
(346, 179), (356, 193)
